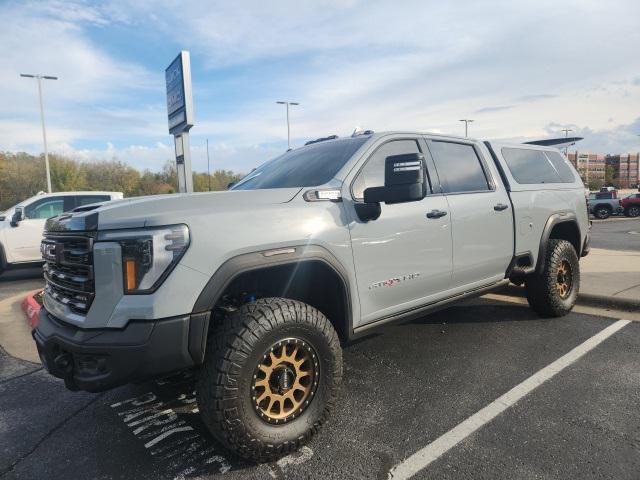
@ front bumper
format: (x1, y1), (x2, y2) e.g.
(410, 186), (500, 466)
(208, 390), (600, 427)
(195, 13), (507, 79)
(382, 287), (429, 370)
(33, 309), (210, 392)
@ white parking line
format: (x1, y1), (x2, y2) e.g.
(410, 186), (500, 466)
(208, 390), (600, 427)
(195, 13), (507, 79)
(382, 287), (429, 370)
(389, 319), (631, 480)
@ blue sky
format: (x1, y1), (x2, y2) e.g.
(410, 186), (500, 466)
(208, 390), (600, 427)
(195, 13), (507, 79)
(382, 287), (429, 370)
(1, 0), (639, 174)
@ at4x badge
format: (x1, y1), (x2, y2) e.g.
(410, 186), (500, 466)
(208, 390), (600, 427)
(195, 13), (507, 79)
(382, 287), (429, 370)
(369, 272), (420, 290)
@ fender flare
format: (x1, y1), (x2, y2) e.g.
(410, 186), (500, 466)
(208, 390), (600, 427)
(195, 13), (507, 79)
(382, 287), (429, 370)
(535, 212), (581, 274)
(191, 244), (354, 336)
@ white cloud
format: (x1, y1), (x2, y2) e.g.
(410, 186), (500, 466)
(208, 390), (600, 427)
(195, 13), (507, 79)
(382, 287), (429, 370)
(1, 0), (639, 172)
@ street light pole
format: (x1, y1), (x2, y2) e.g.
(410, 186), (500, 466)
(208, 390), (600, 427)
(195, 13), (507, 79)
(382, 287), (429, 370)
(561, 128), (573, 156)
(276, 101), (300, 150)
(21, 73), (58, 193)
(459, 119), (474, 138)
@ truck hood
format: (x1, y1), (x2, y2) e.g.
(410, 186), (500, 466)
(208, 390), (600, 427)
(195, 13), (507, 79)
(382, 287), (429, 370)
(46, 188), (302, 232)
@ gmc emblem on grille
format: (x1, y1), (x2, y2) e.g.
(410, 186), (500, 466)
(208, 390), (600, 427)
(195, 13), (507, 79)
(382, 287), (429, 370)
(41, 242), (57, 262)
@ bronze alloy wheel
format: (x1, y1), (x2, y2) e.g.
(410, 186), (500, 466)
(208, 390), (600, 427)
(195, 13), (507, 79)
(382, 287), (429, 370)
(556, 259), (572, 299)
(251, 338), (319, 425)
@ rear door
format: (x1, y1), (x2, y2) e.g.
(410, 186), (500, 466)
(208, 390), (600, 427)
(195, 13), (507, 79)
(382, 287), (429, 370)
(427, 139), (512, 288)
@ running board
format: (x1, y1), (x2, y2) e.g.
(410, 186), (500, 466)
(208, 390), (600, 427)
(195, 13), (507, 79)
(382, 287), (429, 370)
(351, 279), (510, 339)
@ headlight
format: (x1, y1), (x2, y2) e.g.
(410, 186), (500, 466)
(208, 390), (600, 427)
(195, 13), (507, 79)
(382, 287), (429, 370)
(98, 224), (190, 294)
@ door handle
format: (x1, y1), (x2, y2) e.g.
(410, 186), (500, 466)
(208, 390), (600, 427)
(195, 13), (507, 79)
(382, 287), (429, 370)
(426, 209), (447, 219)
(494, 203), (509, 211)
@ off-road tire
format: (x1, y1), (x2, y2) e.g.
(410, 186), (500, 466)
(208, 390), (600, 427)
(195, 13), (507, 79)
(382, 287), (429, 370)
(196, 297), (342, 463)
(626, 206), (640, 217)
(593, 205), (611, 219)
(525, 239), (580, 317)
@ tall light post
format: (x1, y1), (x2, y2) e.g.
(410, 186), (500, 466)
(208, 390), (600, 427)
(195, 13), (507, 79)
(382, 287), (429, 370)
(459, 119), (474, 138)
(20, 73), (58, 193)
(561, 128), (573, 156)
(276, 101), (299, 150)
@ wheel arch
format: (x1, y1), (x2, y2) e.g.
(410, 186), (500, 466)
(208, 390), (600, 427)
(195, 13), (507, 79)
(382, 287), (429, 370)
(592, 202), (613, 211)
(535, 213), (582, 274)
(192, 245), (353, 343)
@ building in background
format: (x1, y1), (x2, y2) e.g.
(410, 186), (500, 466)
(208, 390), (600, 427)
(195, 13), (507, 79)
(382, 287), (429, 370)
(567, 152), (606, 188)
(605, 153), (640, 189)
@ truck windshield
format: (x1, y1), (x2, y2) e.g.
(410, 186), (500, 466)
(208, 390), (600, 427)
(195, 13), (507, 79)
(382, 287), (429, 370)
(232, 137), (368, 190)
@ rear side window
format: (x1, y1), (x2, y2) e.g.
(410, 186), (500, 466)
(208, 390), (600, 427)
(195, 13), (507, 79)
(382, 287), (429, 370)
(501, 148), (562, 184)
(544, 151), (578, 183)
(430, 141), (490, 193)
(76, 195), (110, 207)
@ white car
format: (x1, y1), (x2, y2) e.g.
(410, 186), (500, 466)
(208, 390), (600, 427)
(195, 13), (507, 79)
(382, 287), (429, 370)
(0, 191), (123, 273)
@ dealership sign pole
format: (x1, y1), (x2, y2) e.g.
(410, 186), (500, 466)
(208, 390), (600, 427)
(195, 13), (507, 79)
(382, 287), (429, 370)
(165, 51), (194, 193)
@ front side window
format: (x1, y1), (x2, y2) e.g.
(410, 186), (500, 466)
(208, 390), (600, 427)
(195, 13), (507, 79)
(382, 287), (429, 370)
(430, 141), (491, 193)
(352, 139), (422, 200)
(501, 148), (563, 184)
(24, 198), (65, 219)
(232, 137), (368, 190)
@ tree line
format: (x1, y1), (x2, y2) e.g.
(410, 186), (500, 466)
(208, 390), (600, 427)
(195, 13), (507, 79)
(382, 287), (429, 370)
(0, 152), (243, 210)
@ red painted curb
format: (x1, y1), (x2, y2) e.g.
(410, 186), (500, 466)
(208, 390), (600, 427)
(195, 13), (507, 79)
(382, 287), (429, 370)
(21, 291), (43, 329)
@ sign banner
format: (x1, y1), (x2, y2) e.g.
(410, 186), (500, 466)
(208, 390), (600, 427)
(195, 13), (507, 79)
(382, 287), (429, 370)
(165, 51), (194, 135)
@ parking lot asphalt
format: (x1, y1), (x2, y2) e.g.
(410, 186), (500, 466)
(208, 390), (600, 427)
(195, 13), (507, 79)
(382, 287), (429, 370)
(590, 217), (640, 251)
(1, 296), (638, 480)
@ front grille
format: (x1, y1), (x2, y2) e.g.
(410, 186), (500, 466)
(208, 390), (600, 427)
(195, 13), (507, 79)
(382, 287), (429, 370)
(41, 234), (95, 315)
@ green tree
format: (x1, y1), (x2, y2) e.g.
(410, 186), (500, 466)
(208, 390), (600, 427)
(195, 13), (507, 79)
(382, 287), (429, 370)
(604, 165), (617, 188)
(0, 151), (244, 211)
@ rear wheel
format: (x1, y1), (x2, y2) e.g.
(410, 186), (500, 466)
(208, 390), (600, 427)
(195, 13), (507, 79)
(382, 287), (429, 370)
(525, 239), (580, 317)
(593, 205), (611, 219)
(626, 206), (640, 217)
(196, 298), (342, 462)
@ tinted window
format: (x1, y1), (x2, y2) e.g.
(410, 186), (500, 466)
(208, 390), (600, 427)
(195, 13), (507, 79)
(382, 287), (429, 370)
(352, 139), (421, 199)
(430, 141), (490, 193)
(76, 195), (110, 206)
(232, 137), (367, 190)
(24, 198), (64, 219)
(545, 151), (578, 183)
(501, 148), (562, 184)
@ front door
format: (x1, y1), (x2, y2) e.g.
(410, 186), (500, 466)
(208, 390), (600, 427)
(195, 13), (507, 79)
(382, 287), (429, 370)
(348, 137), (453, 326)
(3, 196), (68, 263)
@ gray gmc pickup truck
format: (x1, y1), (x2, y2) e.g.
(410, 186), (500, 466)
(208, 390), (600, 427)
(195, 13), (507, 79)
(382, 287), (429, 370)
(34, 131), (590, 461)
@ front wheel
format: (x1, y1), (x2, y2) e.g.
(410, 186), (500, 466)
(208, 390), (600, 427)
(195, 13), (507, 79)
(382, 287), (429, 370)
(525, 239), (580, 317)
(196, 298), (342, 462)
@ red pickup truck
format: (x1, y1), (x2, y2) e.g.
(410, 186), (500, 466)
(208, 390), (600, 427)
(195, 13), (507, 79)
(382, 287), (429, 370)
(621, 193), (640, 217)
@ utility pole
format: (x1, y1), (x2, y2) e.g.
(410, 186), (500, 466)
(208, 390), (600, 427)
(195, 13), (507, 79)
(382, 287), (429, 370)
(276, 101), (300, 150)
(20, 73), (58, 193)
(561, 128), (573, 156)
(206, 138), (211, 191)
(459, 119), (474, 138)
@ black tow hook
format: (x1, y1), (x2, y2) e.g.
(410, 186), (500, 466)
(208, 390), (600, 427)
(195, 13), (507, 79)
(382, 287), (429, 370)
(53, 352), (79, 390)
(54, 352), (73, 373)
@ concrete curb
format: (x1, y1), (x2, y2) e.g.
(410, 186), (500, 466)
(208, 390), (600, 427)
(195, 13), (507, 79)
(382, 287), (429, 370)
(500, 285), (640, 312)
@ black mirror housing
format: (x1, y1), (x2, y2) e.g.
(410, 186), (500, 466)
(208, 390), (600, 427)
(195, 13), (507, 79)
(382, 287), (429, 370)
(10, 209), (23, 227)
(363, 153), (426, 205)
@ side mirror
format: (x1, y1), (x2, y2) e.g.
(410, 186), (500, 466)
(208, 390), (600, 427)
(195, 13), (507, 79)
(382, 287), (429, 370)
(10, 208), (23, 227)
(363, 153), (426, 205)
